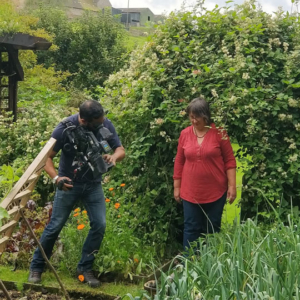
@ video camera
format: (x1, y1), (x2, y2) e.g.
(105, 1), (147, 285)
(62, 121), (114, 179)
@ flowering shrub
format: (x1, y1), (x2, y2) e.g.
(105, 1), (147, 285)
(97, 0), (300, 229)
(60, 183), (157, 278)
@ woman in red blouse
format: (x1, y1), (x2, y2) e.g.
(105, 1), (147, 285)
(173, 97), (236, 251)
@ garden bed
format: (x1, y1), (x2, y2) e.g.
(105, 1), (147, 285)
(1, 280), (119, 300)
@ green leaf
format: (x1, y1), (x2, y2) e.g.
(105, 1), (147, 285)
(202, 64), (211, 73)
(0, 207), (9, 227)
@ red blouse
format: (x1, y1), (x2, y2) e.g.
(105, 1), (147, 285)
(173, 124), (236, 204)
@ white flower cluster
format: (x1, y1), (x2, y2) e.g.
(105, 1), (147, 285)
(122, 88), (130, 96)
(278, 114), (286, 121)
(179, 110), (186, 116)
(234, 40), (242, 53)
(288, 98), (297, 107)
(242, 89), (249, 96)
(269, 38), (281, 48)
(284, 137), (294, 143)
(155, 118), (164, 125)
(243, 39), (249, 46)
(222, 46), (230, 56)
(259, 163), (266, 171)
(242, 73), (250, 80)
(103, 175), (111, 184)
(288, 153), (298, 163)
(289, 143), (297, 149)
(192, 87), (198, 94)
(229, 95), (237, 104)
(150, 118), (164, 129)
(159, 131), (171, 142)
(295, 123), (300, 131)
(283, 42), (289, 53)
(211, 89), (219, 98)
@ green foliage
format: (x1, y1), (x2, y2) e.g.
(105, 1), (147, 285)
(0, 208), (9, 227)
(0, 0), (53, 39)
(96, 0), (300, 238)
(128, 217), (300, 299)
(0, 99), (73, 203)
(0, 165), (22, 200)
(31, 6), (128, 90)
(0, 0), (35, 35)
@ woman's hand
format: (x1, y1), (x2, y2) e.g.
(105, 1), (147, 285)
(174, 187), (181, 203)
(227, 186), (236, 204)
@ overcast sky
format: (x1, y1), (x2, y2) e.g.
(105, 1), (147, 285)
(110, 0), (293, 15)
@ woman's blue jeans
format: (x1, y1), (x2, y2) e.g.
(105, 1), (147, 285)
(182, 192), (227, 250)
(30, 182), (106, 273)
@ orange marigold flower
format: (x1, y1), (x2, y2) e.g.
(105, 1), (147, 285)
(77, 224), (85, 230)
(120, 183), (126, 187)
(78, 275), (85, 282)
(134, 258), (139, 263)
(82, 210), (87, 214)
(73, 213), (79, 217)
(105, 198), (111, 202)
(118, 215), (121, 218)
(114, 203), (120, 209)
(74, 208), (80, 212)
(178, 99), (184, 103)
(117, 260), (121, 263)
(109, 187), (114, 191)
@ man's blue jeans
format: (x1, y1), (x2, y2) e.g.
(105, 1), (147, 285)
(182, 192), (227, 250)
(30, 182), (106, 273)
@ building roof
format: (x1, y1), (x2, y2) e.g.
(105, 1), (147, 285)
(117, 7), (154, 14)
(63, 0), (112, 12)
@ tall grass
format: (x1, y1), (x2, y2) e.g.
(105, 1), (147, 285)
(125, 217), (300, 299)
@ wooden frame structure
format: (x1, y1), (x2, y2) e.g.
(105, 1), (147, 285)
(0, 33), (52, 121)
(0, 138), (56, 254)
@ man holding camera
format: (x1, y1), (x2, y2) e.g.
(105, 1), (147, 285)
(28, 100), (125, 287)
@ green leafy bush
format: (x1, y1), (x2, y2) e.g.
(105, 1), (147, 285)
(31, 6), (128, 90)
(0, 100), (73, 203)
(96, 0), (300, 241)
(0, 165), (22, 200)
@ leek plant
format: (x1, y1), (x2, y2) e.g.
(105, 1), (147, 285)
(125, 217), (300, 299)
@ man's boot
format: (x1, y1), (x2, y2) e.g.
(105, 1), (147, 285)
(28, 271), (42, 284)
(77, 270), (100, 288)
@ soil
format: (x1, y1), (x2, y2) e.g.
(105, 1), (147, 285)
(0, 290), (63, 300)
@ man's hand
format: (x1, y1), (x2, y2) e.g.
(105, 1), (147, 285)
(103, 154), (117, 166)
(174, 187), (181, 203)
(57, 177), (73, 191)
(227, 186), (236, 204)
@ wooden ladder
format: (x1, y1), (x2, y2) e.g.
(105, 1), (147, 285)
(0, 137), (56, 254)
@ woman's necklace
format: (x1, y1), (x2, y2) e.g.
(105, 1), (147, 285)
(193, 126), (208, 139)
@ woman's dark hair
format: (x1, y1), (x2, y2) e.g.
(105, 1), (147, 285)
(186, 97), (212, 125)
(79, 100), (104, 122)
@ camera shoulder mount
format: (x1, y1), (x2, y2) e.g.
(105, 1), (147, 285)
(61, 119), (114, 179)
